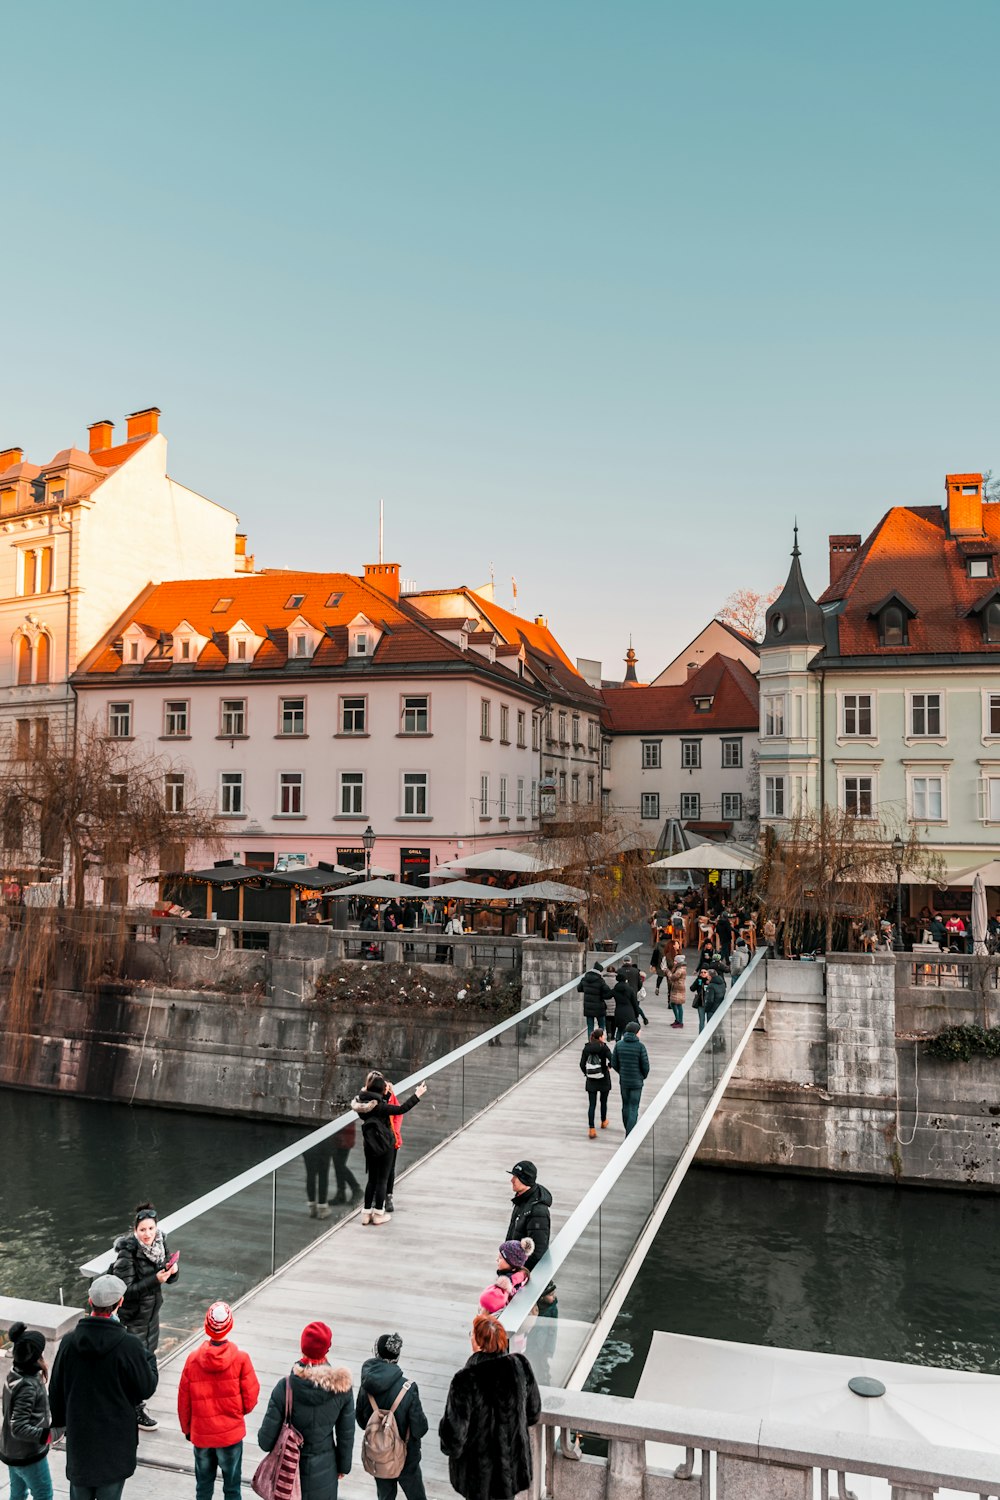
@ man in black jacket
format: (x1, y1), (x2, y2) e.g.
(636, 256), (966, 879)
(617, 958), (641, 995)
(576, 962), (613, 1033)
(49, 1274), (157, 1500)
(505, 1161), (552, 1271)
(356, 1332), (428, 1500)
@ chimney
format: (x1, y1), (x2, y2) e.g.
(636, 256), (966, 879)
(125, 407), (161, 443)
(234, 533), (254, 573)
(0, 447), (24, 472)
(534, 614), (548, 628)
(945, 472), (984, 538)
(829, 534), (861, 588)
(686, 661), (699, 678)
(88, 419), (114, 454)
(363, 561), (401, 601)
(235, 533), (247, 556)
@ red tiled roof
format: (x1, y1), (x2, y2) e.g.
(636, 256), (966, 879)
(601, 654), (758, 733)
(77, 572), (541, 689)
(818, 502), (1000, 656)
(90, 437), (153, 469)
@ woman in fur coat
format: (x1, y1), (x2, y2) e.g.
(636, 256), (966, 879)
(439, 1314), (540, 1500)
(258, 1321), (353, 1500)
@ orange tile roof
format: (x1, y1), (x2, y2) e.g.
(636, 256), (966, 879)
(89, 437), (153, 469)
(601, 654), (759, 733)
(818, 502), (1000, 656)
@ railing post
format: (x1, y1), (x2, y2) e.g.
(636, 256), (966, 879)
(606, 1437), (645, 1500)
(717, 1455), (812, 1500)
(270, 1170), (277, 1275)
(891, 1490), (937, 1500)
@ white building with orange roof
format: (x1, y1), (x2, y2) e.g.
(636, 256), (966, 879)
(72, 563), (547, 895)
(0, 406), (245, 758)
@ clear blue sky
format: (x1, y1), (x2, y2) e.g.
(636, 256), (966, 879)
(4, 1), (999, 677)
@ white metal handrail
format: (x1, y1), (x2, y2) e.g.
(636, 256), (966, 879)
(81, 941), (640, 1274)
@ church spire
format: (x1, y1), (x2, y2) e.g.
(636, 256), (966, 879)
(623, 637), (639, 684)
(761, 528), (825, 649)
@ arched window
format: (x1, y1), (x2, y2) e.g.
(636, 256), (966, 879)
(880, 605), (906, 647)
(16, 636), (31, 685)
(35, 633), (50, 684)
(985, 601), (1000, 644)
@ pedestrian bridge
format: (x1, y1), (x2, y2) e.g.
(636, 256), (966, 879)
(81, 943), (768, 1498)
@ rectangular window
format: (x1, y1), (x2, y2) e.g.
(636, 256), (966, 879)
(532, 715), (540, 751)
(499, 776), (508, 817)
(911, 775), (943, 821)
(722, 792), (743, 820)
(38, 548), (53, 593)
(109, 774), (128, 810)
(354, 632), (370, 656)
(910, 693), (942, 736)
(339, 771), (365, 815)
(279, 772), (303, 814)
(843, 693), (873, 736)
(764, 776), (785, 817)
(15, 719), (30, 758)
(602, 740), (610, 769)
(641, 792), (660, 819)
(572, 714), (581, 745)
(164, 772), (186, 813)
(558, 712), (568, 744)
(763, 696), (785, 737)
(558, 771), (567, 804)
(402, 696), (429, 734)
(517, 710), (526, 748)
(178, 638), (192, 661)
(571, 774), (580, 803)
(18, 550), (35, 596)
(642, 741), (661, 769)
(403, 772), (428, 816)
(601, 787), (610, 816)
(680, 792), (701, 819)
(989, 693), (1000, 736)
(681, 739), (702, 768)
(588, 719), (599, 751)
(969, 557), (992, 578)
(108, 702), (132, 738)
(290, 633), (310, 658)
(587, 775), (595, 804)
(721, 738), (743, 768)
(235, 638), (248, 661)
(516, 778), (525, 817)
(34, 718), (48, 758)
(499, 704), (510, 743)
(220, 699), (246, 737)
(279, 698), (306, 735)
(531, 778), (538, 816)
(480, 774), (490, 816)
(163, 700), (189, 737)
(220, 772), (244, 815)
(481, 700), (492, 739)
(127, 640), (140, 662)
(843, 775), (874, 817)
(341, 696), (367, 734)
(989, 779), (1000, 822)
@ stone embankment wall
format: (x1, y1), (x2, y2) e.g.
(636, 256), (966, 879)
(699, 955), (1000, 1190)
(0, 927), (586, 1122)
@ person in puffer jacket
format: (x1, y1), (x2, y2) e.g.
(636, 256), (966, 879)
(1, 1321), (52, 1500)
(258, 1322), (354, 1500)
(177, 1302), (260, 1500)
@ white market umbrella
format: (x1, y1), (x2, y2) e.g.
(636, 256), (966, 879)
(972, 871), (988, 955)
(435, 847), (548, 874)
(951, 859), (1000, 887)
(648, 842), (756, 872)
(638, 1333), (1000, 1457)
(343, 878), (428, 897)
(506, 880), (589, 903)
(430, 881), (513, 901)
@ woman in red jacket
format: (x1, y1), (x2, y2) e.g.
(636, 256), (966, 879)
(177, 1302), (260, 1500)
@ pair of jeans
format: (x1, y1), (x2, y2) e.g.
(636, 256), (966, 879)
(194, 1441), (243, 1500)
(331, 1146), (361, 1198)
(363, 1142), (393, 1210)
(584, 1010), (605, 1037)
(374, 1446), (427, 1500)
(10, 1457), (53, 1500)
(303, 1143), (330, 1203)
(670, 1003), (683, 1024)
(698, 1005), (707, 1033)
(620, 1085), (642, 1135)
(586, 1083), (609, 1127)
(69, 1485), (124, 1500)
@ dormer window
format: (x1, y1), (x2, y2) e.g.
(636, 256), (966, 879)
(869, 592), (916, 649)
(291, 633), (310, 658)
(235, 638), (247, 661)
(355, 632), (370, 656)
(347, 612), (381, 659)
(969, 557), (993, 579)
(693, 696), (714, 712)
(985, 603), (1000, 643)
(128, 640), (140, 662)
(178, 638), (192, 660)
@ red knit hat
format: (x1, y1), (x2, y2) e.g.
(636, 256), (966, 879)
(205, 1302), (234, 1341)
(300, 1321), (332, 1361)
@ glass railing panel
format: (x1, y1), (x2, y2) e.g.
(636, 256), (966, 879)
(520, 1215), (601, 1387)
(597, 1136), (655, 1301)
(159, 1175), (277, 1348)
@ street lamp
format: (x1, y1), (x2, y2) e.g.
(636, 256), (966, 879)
(362, 824), (376, 880)
(891, 833), (904, 951)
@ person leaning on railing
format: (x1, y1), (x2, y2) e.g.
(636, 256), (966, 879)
(351, 1073), (428, 1225)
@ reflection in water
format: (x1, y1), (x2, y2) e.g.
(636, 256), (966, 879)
(590, 1166), (1000, 1394)
(0, 1090), (303, 1306)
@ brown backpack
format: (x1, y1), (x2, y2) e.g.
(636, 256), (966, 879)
(361, 1381), (411, 1479)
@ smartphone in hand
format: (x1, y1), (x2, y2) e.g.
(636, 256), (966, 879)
(165, 1251), (180, 1270)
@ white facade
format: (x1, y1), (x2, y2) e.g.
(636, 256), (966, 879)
(606, 724), (759, 838)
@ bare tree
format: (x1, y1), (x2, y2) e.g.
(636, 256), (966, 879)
(754, 807), (944, 953)
(983, 470), (1000, 504)
(0, 720), (221, 909)
(532, 805), (659, 938)
(716, 586), (781, 642)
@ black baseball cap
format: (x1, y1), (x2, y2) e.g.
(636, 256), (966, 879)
(509, 1160), (537, 1185)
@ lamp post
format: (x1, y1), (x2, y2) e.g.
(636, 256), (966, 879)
(891, 833), (904, 951)
(362, 824), (376, 881)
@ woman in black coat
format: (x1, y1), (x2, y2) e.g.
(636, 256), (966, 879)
(439, 1315), (540, 1500)
(610, 978), (648, 1033)
(112, 1201), (177, 1430)
(579, 1028), (614, 1137)
(259, 1321), (354, 1500)
(350, 1072), (427, 1225)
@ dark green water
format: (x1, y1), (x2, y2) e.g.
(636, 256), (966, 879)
(0, 1090), (304, 1305)
(590, 1165), (1000, 1393)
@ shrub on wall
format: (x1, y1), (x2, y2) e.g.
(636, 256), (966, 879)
(924, 1025), (1000, 1062)
(311, 962), (521, 1016)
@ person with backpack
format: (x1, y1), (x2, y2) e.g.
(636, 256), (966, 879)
(355, 1333), (428, 1500)
(257, 1322), (353, 1500)
(177, 1302), (259, 1500)
(1, 1321), (52, 1500)
(351, 1073), (428, 1225)
(579, 1026), (614, 1137)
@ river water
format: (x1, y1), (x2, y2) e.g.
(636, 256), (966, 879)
(3, 1091), (998, 1382)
